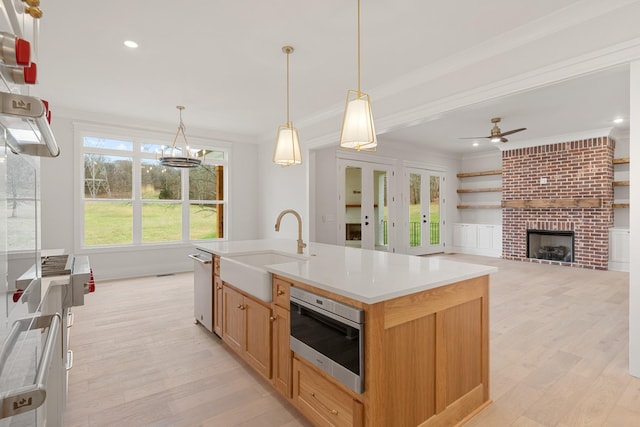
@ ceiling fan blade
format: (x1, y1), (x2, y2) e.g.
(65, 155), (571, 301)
(459, 136), (491, 140)
(501, 137), (508, 143)
(497, 127), (527, 137)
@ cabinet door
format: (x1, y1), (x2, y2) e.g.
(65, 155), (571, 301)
(222, 285), (244, 355)
(244, 296), (272, 379)
(476, 225), (494, 250)
(272, 304), (291, 397)
(213, 276), (223, 337)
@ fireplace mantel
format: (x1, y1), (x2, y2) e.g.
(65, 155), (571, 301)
(502, 198), (603, 208)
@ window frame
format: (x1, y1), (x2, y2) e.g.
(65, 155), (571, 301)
(74, 122), (229, 253)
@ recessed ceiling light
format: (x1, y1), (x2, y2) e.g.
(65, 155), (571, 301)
(613, 117), (624, 124)
(124, 40), (139, 48)
(472, 142), (479, 147)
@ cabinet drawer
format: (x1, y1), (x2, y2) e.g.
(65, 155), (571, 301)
(273, 277), (291, 308)
(213, 255), (220, 276)
(292, 357), (363, 427)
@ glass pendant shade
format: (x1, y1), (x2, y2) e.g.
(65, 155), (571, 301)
(340, 90), (377, 151)
(273, 123), (302, 166)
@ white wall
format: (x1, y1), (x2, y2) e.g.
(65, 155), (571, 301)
(313, 146), (339, 245)
(629, 61), (639, 378)
(40, 111), (260, 281)
(257, 142), (308, 242)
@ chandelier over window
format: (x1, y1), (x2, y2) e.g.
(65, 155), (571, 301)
(273, 45), (302, 166)
(158, 106), (202, 168)
(339, 0), (377, 152)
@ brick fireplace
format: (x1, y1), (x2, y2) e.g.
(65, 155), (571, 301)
(502, 137), (614, 269)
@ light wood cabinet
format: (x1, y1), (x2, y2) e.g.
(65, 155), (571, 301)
(217, 271), (489, 427)
(271, 304), (291, 397)
(222, 285), (244, 354)
(213, 276), (223, 337)
(271, 277), (292, 397)
(292, 357), (364, 427)
(221, 284), (272, 380)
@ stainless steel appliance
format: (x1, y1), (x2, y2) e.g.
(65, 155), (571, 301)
(1, 253), (94, 426)
(290, 286), (364, 393)
(1, 3), (76, 426)
(190, 250), (213, 333)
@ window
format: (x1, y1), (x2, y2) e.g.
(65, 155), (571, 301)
(78, 126), (227, 248)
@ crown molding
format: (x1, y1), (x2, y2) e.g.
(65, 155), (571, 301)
(496, 127), (614, 151)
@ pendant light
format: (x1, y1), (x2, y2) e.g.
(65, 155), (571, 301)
(273, 45), (302, 166)
(339, 0), (376, 151)
(158, 106), (202, 168)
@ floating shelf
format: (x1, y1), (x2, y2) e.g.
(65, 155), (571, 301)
(502, 198), (602, 208)
(613, 158), (630, 164)
(613, 203), (630, 208)
(456, 169), (502, 178)
(456, 187), (502, 193)
(457, 205), (502, 209)
(613, 180), (630, 187)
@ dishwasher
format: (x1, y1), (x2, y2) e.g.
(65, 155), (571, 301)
(189, 249), (213, 332)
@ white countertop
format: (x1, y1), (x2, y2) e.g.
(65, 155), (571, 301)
(195, 239), (497, 304)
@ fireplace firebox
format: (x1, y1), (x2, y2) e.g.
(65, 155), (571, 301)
(526, 229), (574, 262)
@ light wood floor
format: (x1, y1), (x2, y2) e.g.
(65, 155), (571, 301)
(64, 255), (640, 426)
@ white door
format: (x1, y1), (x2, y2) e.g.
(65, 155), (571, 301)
(405, 168), (445, 255)
(337, 159), (394, 252)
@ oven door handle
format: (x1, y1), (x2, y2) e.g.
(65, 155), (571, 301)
(0, 313), (61, 419)
(188, 254), (212, 265)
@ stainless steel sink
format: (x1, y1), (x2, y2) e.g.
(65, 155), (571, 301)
(219, 251), (307, 302)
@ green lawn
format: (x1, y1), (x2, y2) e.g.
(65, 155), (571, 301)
(84, 201), (218, 246)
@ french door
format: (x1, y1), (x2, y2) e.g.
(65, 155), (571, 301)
(337, 159), (394, 252)
(405, 167), (444, 255)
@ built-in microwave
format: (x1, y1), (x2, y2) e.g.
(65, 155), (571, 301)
(289, 286), (364, 394)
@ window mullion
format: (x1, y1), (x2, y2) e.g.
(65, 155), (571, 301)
(132, 144), (142, 244)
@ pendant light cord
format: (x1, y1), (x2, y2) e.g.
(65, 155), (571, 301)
(286, 49), (291, 125)
(357, 0), (361, 95)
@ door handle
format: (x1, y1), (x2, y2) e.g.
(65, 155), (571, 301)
(188, 254), (212, 264)
(0, 313), (61, 418)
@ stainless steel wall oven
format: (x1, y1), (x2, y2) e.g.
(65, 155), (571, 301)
(290, 286), (364, 393)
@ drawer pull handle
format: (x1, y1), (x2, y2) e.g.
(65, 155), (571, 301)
(310, 392), (338, 415)
(269, 316), (276, 322)
(277, 290), (285, 296)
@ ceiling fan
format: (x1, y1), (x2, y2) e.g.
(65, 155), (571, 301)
(462, 117), (527, 143)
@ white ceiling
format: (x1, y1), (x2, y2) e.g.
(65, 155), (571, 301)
(31, 1), (634, 154)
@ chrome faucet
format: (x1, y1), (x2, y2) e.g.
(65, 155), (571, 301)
(275, 209), (307, 254)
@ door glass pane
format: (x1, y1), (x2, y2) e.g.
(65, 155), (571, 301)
(430, 175), (440, 245)
(409, 173), (421, 247)
(373, 170), (388, 251)
(345, 166), (362, 248)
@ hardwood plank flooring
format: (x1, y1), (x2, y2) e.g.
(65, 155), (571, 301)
(64, 255), (640, 426)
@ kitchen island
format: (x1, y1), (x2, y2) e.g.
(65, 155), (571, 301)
(195, 239), (496, 427)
